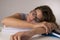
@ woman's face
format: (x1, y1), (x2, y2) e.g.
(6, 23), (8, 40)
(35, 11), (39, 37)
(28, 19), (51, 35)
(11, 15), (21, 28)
(26, 9), (43, 24)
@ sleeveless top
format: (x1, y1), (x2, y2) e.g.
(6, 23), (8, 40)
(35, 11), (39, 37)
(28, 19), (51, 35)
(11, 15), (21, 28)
(20, 13), (26, 20)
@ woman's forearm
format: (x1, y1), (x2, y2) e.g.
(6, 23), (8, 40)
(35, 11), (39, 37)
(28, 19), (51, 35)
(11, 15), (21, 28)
(1, 18), (35, 28)
(26, 27), (46, 36)
(29, 22), (58, 36)
(33, 28), (46, 34)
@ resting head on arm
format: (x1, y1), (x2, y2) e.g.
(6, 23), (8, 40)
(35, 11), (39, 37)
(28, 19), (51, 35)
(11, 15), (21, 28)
(19, 6), (59, 39)
(1, 5), (59, 32)
(1, 13), (48, 29)
(10, 5), (59, 40)
(1, 13), (36, 28)
(26, 5), (59, 32)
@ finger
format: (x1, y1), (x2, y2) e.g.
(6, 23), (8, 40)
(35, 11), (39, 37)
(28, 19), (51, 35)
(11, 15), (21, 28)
(36, 24), (49, 34)
(10, 35), (14, 40)
(14, 35), (18, 40)
(18, 36), (20, 40)
(43, 25), (49, 34)
(48, 23), (52, 33)
(42, 22), (52, 34)
(51, 23), (57, 30)
(50, 24), (52, 33)
(44, 23), (50, 34)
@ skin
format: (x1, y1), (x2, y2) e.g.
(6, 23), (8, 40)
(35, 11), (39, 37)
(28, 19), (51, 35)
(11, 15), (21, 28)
(26, 9), (43, 23)
(1, 9), (57, 40)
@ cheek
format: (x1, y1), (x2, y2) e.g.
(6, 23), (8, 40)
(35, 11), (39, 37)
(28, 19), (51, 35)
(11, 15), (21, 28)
(26, 15), (34, 22)
(29, 14), (35, 20)
(36, 9), (43, 19)
(37, 13), (43, 19)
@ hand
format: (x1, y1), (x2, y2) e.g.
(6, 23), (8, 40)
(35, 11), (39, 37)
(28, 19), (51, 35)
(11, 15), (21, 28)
(45, 22), (57, 33)
(10, 32), (23, 40)
(33, 22), (56, 34)
(10, 31), (32, 40)
(33, 22), (48, 34)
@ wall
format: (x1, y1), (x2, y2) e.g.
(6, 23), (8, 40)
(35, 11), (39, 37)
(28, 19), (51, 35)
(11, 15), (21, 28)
(0, 0), (60, 26)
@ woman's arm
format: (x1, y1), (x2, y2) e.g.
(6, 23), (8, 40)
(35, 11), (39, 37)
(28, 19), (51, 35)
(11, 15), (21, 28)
(1, 13), (51, 29)
(10, 27), (46, 40)
(1, 13), (35, 28)
(29, 22), (58, 36)
(1, 13), (57, 30)
(21, 23), (58, 39)
(10, 27), (47, 40)
(10, 22), (58, 40)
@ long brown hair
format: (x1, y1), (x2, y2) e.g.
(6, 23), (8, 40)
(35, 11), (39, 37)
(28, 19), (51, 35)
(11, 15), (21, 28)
(34, 5), (59, 27)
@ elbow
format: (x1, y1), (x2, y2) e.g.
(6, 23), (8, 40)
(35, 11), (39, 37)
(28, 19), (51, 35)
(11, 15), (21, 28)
(1, 18), (6, 25)
(1, 18), (9, 25)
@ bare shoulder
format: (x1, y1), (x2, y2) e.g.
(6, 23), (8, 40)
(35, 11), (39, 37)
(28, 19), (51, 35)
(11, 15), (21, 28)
(8, 13), (22, 19)
(11, 13), (21, 17)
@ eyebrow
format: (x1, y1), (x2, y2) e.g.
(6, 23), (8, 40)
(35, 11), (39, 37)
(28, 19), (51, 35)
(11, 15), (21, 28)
(33, 10), (37, 16)
(34, 10), (37, 14)
(33, 10), (37, 13)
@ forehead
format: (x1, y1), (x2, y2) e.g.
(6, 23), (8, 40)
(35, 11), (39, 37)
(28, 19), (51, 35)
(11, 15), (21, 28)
(30, 9), (42, 15)
(36, 9), (42, 14)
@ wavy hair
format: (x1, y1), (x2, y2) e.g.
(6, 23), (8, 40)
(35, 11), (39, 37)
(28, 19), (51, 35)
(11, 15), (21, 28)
(34, 5), (58, 27)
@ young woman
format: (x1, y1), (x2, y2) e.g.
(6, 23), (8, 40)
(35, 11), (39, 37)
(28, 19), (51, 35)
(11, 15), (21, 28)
(1, 5), (59, 40)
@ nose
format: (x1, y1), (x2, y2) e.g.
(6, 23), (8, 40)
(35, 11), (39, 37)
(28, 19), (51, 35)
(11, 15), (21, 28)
(33, 17), (40, 23)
